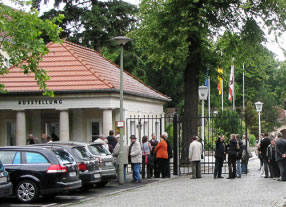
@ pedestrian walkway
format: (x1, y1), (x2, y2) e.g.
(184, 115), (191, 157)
(70, 156), (286, 207)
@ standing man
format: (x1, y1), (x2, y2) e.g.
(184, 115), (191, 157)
(149, 133), (158, 178)
(214, 135), (225, 179)
(162, 132), (173, 178)
(226, 134), (238, 179)
(106, 130), (117, 152)
(275, 132), (286, 181)
(236, 134), (243, 178)
(113, 135), (129, 182)
(128, 135), (142, 183)
(41, 133), (48, 143)
(189, 136), (202, 179)
(260, 133), (271, 178)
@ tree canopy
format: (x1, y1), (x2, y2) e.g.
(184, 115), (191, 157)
(0, 2), (63, 96)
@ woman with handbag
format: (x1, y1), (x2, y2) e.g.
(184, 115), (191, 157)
(141, 136), (152, 179)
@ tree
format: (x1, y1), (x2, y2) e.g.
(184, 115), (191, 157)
(0, 3), (63, 96)
(134, 0), (286, 162)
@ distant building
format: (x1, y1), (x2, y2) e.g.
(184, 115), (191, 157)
(0, 41), (170, 146)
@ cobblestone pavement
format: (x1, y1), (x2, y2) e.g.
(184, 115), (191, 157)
(69, 157), (286, 207)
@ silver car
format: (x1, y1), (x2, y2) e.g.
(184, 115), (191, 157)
(71, 141), (116, 187)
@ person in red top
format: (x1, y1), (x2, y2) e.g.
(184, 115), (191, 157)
(154, 135), (168, 178)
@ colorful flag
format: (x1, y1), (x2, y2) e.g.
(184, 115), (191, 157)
(217, 68), (223, 95)
(228, 65), (234, 102)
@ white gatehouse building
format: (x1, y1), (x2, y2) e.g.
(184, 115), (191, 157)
(0, 41), (170, 146)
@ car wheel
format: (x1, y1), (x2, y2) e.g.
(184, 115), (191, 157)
(96, 181), (109, 187)
(16, 180), (39, 203)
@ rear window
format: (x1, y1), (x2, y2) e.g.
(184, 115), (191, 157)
(0, 151), (18, 164)
(72, 147), (90, 160)
(25, 152), (49, 164)
(0, 161), (4, 171)
(88, 144), (106, 155)
(53, 150), (75, 165)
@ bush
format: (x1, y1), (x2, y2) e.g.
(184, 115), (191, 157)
(249, 134), (256, 147)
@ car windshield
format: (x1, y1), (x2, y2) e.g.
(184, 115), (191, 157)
(53, 150), (75, 165)
(88, 144), (106, 156)
(73, 147), (90, 160)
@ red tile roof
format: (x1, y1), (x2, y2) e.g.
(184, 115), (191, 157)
(0, 41), (170, 101)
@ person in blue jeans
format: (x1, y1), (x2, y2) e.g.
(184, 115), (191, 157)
(128, 135), (142, 183)
(236, 134), (243, 178)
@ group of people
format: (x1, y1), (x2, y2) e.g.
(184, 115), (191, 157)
(258, 132), (286, 181)
(27, 133), (57, 144)
(111, 131), (173, 183)
(188, 133), (252, 179)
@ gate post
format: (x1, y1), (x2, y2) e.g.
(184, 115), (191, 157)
(245, 112), (248, 175)
(173, 113), (178, 175)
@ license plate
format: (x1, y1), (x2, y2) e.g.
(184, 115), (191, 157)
(94, 173), (100, 179)
(105, 162), (112, 167)
(0, 177), (7, 183)
(69, 172), (76, 177)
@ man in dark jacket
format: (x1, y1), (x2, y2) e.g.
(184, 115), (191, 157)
(260, 133), (271, 178)
(106, 130), (117, 152)
(149, 133), (159, 178)
(226, 134), (238, 179)
(236, 134), (243, 178)
(275, 133), (286, 181)
(214, 135), (225, 179)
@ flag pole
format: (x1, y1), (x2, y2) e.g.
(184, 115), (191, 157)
(232, 58), (235, 111)
(222, 79), (223, 111)
(208, 75), (211, 123)
(243, 63), (245, 111)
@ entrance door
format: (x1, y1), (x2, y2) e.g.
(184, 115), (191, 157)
(45, 121), (59, 141)
(6, 120), (16, 146)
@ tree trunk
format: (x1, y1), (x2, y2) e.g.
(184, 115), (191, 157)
(181, 36), (201, 164)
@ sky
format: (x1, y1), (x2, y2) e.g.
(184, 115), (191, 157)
(3, 0), (286, 61)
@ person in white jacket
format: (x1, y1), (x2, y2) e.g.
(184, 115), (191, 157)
(189, 136), (202, 179)
(129, 135), (142, 183)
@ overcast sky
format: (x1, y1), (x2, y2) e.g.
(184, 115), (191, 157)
(4, 0), (286, 61)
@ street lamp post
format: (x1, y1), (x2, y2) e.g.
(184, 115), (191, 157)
(255, 101), (263, 142)
(112, 36), (132, 185)
(198, 86), (209, 143)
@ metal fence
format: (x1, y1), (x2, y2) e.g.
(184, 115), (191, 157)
(125, 113), (248, 176)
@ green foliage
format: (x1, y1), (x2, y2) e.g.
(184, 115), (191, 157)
(249, 134), (256, 147)
(214, 110), (242, 140)
(0, 3), (63, 96)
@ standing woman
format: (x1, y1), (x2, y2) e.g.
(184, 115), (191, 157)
(214, 135), (225, 179)
(226, 134), (238, 179)
(154, 135), (168, 178)
(141, 136), (152, 179)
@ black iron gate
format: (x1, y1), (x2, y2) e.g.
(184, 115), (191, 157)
(125, 113), (248, 176)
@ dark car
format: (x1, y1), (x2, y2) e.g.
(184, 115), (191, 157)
(0, 146), (82, 203)
(0, 160), (13, 198)
(37, 143), (101, 189)
(75, 141), (116, 187)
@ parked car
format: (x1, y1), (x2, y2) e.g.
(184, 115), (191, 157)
(38, 143), (102, 189)
(0, 160), (13, 198)
(68, 141), (116, 187)
(0, 146), (82, 203)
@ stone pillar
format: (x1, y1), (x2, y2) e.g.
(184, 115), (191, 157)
(16, 110), (26, 146)
(72, 109), (83, 141)
(31, 110), (41, 140)
(103, 109), (113, 137)
(59, 110), (69, 141)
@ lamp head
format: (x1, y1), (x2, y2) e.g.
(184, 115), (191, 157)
(255, 101), (263, 112)
(112, 36), (132, 46)
(198, 86), (208, 101)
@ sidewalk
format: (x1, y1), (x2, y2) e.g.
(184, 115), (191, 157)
(70, 155), (286, 207)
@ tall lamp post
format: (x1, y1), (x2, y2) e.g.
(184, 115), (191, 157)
(255, 101), (263, 142)
(198, 86), (208, 143)
(112, 36), (132, 185)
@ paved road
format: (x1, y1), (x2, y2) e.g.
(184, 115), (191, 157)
(70, 158), (286, 207)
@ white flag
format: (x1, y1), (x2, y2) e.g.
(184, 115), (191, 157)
(228, 65), (234, 102)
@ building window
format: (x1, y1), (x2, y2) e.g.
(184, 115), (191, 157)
(87, 119), (102, 142)
(91, 121), (100, 141)
(143, 121), (149, 136)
